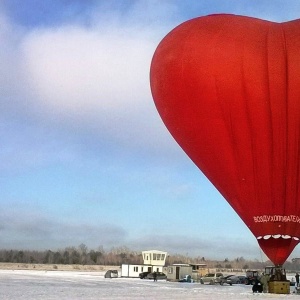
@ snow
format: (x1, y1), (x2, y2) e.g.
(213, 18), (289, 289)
(0, 270), (297, 299)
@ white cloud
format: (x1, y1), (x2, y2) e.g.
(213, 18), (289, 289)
(21, 26), (154, 115)
(17, 13), (181, 159)
(0, 3), (182, 175)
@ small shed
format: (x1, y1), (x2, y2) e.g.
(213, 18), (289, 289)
(163, 264), (193, 281)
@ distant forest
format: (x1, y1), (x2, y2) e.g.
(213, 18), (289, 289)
(0, 244), (299, 271)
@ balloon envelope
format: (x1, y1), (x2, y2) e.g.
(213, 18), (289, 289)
(150, 14), (300, 265)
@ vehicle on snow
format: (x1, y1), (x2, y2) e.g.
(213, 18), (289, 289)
(145, 272), (167, 280)
(245, 270), (259, 285)
(104, 270), (118, 278)
(200, 273), (223, 285)
(224, 275), (245, 285)
(139, 271), (151, 279)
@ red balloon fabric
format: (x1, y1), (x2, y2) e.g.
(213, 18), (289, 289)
(150, 14), (300, 265)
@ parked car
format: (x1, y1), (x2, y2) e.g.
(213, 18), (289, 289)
(146, 272), (167, 280)
(200, 273), (223, 285)
(224, 275), (244, 284)
(237, 275), (247, 284)
(104, 270), (118, 278)
(222, 275), (234, 285)
(139, 271), (151, 279)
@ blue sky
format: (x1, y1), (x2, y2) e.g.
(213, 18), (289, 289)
(1, 0), (300, 260)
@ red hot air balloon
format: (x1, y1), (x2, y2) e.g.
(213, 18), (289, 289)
(150, 14), (300, 266)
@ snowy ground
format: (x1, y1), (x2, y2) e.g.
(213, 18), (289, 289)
(0, 270), (297, 299)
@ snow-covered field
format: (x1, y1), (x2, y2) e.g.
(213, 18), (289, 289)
(0, 270), (297, 299)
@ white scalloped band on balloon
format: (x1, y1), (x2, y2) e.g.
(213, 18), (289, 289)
(257, 235), (299, 240)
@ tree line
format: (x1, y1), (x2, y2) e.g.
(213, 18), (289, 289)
(0, 245), (141, 266)
(0, 244), (299, 271)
